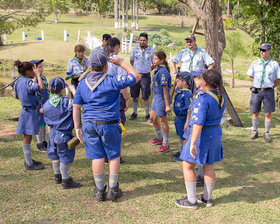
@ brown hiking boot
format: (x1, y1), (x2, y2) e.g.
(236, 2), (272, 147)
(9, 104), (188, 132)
(264, 133), (272, 143)
(249, 130), (258, 140)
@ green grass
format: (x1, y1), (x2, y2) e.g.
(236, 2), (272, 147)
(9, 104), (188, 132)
(0, 77), (280, 223)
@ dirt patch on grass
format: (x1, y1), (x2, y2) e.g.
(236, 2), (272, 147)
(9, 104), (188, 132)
(0, 124), (17, 139)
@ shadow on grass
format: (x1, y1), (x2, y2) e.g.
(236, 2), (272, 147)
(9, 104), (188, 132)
(145, 24), (192, 34)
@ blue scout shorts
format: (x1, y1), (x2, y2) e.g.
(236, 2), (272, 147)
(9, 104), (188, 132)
(47, 129), (75, 164)
(174, 116), (187, 140)
(16, 107), (39, 135)
(250, 88), (275, 113)
(82, 120), (122, 160)
(151, 94), (167, 117)
(130, 73), (151, 100)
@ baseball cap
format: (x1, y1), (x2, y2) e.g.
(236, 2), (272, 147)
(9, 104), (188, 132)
(30, 59), (44, 65)
(102, 34), (111, 40)
(185, 35), (196, 41)
(177, 72), (191, 83)
(49, 77), (68, 91)
(89, 52), (108, 67)
(259, 43), (271, 50)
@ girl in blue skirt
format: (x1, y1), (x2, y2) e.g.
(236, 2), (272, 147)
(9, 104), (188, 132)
(175, 69), (225, 209)
(14, 60), (45, 170)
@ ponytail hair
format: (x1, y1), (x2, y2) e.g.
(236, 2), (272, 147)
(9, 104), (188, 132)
(202, 69), (223, 108)
(103, 37), (121, 57)
(154, 51), (170, 73)
(14, 60), (33, 76)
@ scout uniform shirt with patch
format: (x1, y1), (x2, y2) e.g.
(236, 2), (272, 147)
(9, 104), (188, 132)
(152, 65), (172, 95)
(174, 88), (192, 116)
(93, 45), (104, 53)
(130, 46), (154, 74)
(247, 58), (280, 88)
(14, 76), (39, 106)
(66, 56), (90, 79)
(36, 75), (49, 104)
(73, 72), (136, 121)
(172, 47), (214, 73)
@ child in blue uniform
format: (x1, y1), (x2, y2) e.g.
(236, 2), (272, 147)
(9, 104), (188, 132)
(172, 72), (192, 161)
(73, 52), (141, 201)
(175, 69), (225, 209)
(149, 51), (172, 152)
(14, 60), (45, 170)
(42, 77), (81, 189)
(66, 44), (89, 89)
(30, 59), (48, 152)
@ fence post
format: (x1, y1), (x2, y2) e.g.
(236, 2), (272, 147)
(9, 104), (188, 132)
(22, 32), (26, 41)
(77, 30), (80, 43)
(41, 30), (45, 40)
(64, 30), (67, 42)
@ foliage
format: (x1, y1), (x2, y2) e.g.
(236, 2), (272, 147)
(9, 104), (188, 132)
(0, 0), (50, 37)
(71, 0), (114, 14)
(46, 0), (70, 22)
(149, 30), (172, 46)
(232, 0), (280, 61)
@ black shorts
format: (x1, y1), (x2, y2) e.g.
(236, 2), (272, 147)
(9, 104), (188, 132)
(130, 73), (151, 100)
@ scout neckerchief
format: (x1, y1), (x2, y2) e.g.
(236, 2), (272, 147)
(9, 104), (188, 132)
(260, 57), (271, 87)
(85, 72), (108, 92)
(205, 90), (224, 108)
(74, 55), (86, 72)
(140, 46), (148, 64)
(187, 46), (198, 71)
(49, 94), (63, 107)
(36, 75), (50, 99)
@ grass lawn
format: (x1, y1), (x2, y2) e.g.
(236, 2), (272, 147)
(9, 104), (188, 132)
(0, 76), (280, 223)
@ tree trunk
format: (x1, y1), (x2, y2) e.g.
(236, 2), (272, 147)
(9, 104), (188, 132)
(131, 0), (134, 27)
(227, 0), (230, 18)
(126, 0), (128, 28)
(122, 0), (125, 28)
(0, 36), (3, 46)
(114, 0), (118, 28)
(55, 12), (59, 24)
(231, 60), (234, 88)
(136, 0), (139, 29)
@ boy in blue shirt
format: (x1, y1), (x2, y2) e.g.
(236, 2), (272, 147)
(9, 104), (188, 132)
(42, 77), (81, 189)
(172, 72), (192, 161)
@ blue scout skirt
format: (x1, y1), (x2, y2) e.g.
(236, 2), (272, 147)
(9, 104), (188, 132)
(16, 107), (39, 135)
(180, 125), (223, 165)
(151, 94), (167, 117)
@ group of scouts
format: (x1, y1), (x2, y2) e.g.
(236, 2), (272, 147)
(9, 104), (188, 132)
(13, 31), (279, 209)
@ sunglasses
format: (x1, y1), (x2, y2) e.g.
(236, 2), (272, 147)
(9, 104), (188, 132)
(187, 40), (193, 43)
(260, 49), (267, 52)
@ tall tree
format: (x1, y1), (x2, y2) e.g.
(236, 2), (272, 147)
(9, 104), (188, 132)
(114, 0), (118, 28)
(178, 0), (226, 74)
(46, 0), (70, 24)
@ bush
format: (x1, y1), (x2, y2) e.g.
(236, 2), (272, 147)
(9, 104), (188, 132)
(235, 72), (248, 81)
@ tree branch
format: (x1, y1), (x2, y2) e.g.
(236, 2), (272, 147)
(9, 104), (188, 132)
(178, 0), (208, 21)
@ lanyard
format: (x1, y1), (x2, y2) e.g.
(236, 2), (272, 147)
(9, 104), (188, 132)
(74, 56), (86, 72)
(260, 58), (271, 87)
(188, 46), (198, 71)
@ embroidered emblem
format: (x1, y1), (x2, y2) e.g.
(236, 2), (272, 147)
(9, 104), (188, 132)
(28, 80), (34, 86)
(194, 108), (199, 113)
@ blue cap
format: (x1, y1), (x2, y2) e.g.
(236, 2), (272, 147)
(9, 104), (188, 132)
(49, 77), (68, 91)
(259, 43), (271, 50)
(185, 35), (196, 41)
(89, 52), (108, 67)
(177, 72), (191, 83)
(191, 70), (205, 77)
(30, 59), (44, 65)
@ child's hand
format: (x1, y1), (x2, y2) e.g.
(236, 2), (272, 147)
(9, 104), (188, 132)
(76, 128), (84, 144)
(86, 66), (92, 74)
(32, 64), (40, 76)
(109, 56), (122, 66)
(165, 105), (171, 114)
(190, 144), (197, 159)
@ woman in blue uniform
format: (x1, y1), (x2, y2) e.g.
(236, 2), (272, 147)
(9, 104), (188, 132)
(30, 59), (49, 152)
(175, 69), (225, 209)
(149, 51), (172, 152)
(14, 60), (45, 170)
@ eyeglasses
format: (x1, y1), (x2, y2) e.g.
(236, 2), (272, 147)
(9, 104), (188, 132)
(260, 49), (267, 52)
(187, 40), (193, 43)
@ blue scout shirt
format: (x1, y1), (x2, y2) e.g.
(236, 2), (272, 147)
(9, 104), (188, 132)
(130, 46), (154, 74)
(247, 58), (280, 88)
(107, 55), (127, 77)
(172, 47), (214, 73)
(93, 45), (104, 53)
(152, 65), (171, 95)
(36, 75), (49, 104)
(43, 95), (74, 131)
(190, 89), (225, 127)
(14, 76), (39, 107)
(73, 72), (136, 121)
(66, 56), (90, 79)
(174, 88), (192, 116)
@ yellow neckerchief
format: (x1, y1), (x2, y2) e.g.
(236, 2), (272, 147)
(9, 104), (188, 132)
(205, 90), (224, 108)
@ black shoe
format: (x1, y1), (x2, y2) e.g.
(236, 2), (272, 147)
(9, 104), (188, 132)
(175, 157), (183, 162)
(43, 140), (48, 148)
(197, 194), (213, 207)
(62, 177), (81, 189)
(172, 151), (181, 158)
(174, 196), (198, 209)
(54, 174), (62, 184)
(36, 143), (47, 152)
(129, 112), (137, 120)
(94, 184), (107, 202)
(107, 183), (122, 201)
(120, 157), (125, 165)
(32, 159), (42, 165)
(196, 175), (204, 187)
(145, 114), (151, 123)
(105, 157), (108, 164)
(24, 161), (44, 170)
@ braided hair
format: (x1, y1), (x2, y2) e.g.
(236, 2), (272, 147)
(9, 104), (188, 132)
(202, 69), (223, 108)
(104, 37), (120, 57)
(14, 60), (33, 76)
(154, 51), (170, 73)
